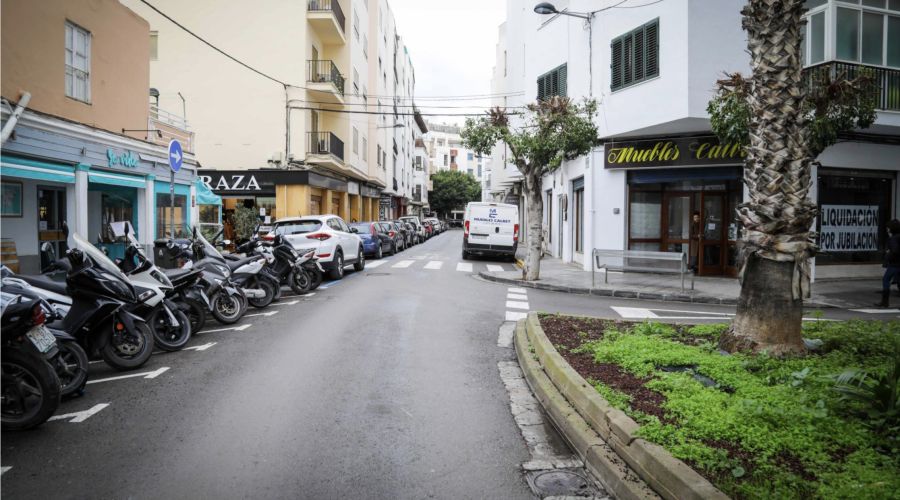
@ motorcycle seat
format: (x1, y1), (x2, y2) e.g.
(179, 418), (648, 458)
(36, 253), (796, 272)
(18, 274), (68, 296)
(163, 268), (195, 280)
(226, 256), (261, 271)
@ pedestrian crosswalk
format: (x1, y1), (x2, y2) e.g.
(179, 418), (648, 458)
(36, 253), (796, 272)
(363, 258), (514, 274)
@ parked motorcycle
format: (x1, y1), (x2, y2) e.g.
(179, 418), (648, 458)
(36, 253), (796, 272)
(1, 292), (61, 430)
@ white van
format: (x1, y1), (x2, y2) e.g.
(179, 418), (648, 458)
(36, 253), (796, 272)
(462, 202), (519, 261)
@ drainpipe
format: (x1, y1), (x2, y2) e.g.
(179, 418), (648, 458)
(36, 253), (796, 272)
(1, 92), (32, 144)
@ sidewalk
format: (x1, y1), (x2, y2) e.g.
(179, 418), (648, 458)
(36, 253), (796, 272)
(479, 253), (880, 309)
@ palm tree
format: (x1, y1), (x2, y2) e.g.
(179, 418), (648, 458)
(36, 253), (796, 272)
(718, 0), (817, 355)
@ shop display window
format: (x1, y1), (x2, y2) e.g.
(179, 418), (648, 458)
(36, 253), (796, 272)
(156, 193), (188, 238)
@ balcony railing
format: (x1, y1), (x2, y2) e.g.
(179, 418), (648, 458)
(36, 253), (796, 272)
(803, 61), (900, 112)
(307, 0), (345, 33)
(307, 131), (344, 161)
(307, 60), (345, 95)
(148, 103), (194, 152)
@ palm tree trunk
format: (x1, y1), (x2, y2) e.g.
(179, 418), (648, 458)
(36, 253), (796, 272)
(521, 168), (543, 281)
(718, 0), (816, 355)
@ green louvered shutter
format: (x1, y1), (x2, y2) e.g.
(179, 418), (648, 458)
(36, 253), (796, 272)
(645, 20), (659, 78)
(634, 28), (645, 81)
(558, 64), (567, 97)
(611, 38), (623, 90)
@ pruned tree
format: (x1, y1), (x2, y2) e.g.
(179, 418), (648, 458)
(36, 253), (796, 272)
(707, 0), (877, 355)
(462, 97), (599, 280)
(428, 169), (482, 218)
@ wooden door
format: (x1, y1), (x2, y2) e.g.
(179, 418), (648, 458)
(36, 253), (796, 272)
(699, 193), (725, 275)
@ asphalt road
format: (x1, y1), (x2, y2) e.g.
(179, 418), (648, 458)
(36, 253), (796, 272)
(2, 230), (888, 499)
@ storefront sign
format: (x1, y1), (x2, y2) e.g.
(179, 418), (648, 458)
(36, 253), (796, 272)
(348, 181), (360, 195)
(820, 205), (879, 252)
(200, 173), (262, 192)
(200, 169), (351, 196)
(605, 136), (745, 169)
(106, 149), (138, 168)
(379, 195), (392, 208)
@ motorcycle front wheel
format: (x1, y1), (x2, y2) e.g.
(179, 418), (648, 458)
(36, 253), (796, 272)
(1, 348), (61, 431)
(101, 319), (154, 371)
(54, 340), (89, 398)
(289, 269), (311, 294)
(248, 279), (276, 309)
(211, 291), (243, 324)
(308, 267), (323, 290)
(150, 307), (192, 352)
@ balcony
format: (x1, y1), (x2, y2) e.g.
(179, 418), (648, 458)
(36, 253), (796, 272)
(307, 60), (345, 104)
(307, 0), (345, 44)
(148, 104), (194, 153)
(306, 131), (344, 170)
(803, 61), (900, 112)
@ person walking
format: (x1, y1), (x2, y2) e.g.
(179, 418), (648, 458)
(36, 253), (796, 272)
(689, 211), (701, 273)
(876, 219), (900, 308)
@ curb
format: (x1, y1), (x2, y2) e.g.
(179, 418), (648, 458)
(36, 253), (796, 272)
(518, 312), (730, 500)
(480, 271), (837, 309)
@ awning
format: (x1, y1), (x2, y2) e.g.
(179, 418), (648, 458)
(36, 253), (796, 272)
(154, 181), (192, 197)
(88, 170), (146, 188)
(627, 166), (742, 185)
(194, 177), (222, 205)
(0, 155), (76, 184)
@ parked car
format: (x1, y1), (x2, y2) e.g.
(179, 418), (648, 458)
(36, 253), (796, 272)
(425, 218), (443, 234)
(268, 215), (365, 280)
(422, 220), (434, 239)
(399, 216), (426, 243)
(378, 222), (406, 253)
(396, 221), (416, 247)
(461, 202), (519, 261)
(349, 221), (395, 259)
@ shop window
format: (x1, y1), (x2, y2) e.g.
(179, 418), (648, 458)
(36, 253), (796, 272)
(99, 192), (134, 243)
(310, 195), (322, 215)
(816, 170), (894, 265)
(199, 204), (220, 224)
(629, 191), (662, 240)
(65, 21), (91, 103)
(37, 187), (68, 270)
(156, 193), (187, 238)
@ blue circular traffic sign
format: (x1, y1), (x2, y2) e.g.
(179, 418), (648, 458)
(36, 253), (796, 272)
(168, 139), (183, 173)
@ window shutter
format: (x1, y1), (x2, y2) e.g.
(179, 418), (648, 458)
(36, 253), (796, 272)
(537, 74), (546, 101)
(634, 29), (645, 81)
(611, 38), (623, 90)
(624, 35), (634, 86)
(559, 64), (567, 97)
(645, 21), (659, 78)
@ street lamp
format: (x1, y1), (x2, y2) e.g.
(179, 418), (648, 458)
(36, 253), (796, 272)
(533, 2), (592, 20)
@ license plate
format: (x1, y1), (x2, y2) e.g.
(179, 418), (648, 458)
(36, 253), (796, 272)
(471, 234), (488, 239)
(26, 325), (56, 354)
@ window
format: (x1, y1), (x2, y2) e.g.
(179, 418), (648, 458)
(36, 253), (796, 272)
(353, 127), (359, 155)
(444, 154), (448, 166)
(610, 19), (659, 91)
(837, 7), (861, 61)
(65, 21), (91, 102)
(467, 152), (474, 161)
(156, 193), (187, 238)
(353, 12), (360, 40)
(807, 11), (826, 64)
(377, 145), (382, 166)
(353, 68), (359, 94)
(824, 2), (900, 68)
(536, 63), (567, 101)
(503, 49), (508, 76)
(150, 31), (158, 61)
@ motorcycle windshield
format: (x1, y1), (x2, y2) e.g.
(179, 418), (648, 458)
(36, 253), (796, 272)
(196, 229), (225, 262)
(73, 233), (131, 282)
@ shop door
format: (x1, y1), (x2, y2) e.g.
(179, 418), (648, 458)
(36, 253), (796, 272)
(699, 193), (726, 275)
(663, 193), (692, 255)
(37, 187), (67, 271)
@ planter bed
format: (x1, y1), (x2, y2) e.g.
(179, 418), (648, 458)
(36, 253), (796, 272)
(538, 314), (899, 500)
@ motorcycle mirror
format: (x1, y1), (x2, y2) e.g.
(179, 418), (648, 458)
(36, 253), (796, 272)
(192, 227), (197, 239)
(222, 239), (231, 246)
(62, 221), (69, 238)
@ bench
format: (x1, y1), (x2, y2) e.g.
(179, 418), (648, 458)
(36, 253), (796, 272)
(591, 249), (694, 292)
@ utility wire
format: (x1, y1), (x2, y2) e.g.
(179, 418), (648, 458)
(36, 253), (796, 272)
(288, 106), (520, 117)
(288, 97), (527, 110)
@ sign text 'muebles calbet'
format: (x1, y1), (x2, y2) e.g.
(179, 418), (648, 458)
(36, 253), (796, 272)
(604, 135), (745, 169)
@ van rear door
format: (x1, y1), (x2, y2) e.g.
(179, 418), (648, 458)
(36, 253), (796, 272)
(469, 204), (518, 247)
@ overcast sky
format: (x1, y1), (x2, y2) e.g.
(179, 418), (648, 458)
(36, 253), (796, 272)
(389, 0), (508, 126)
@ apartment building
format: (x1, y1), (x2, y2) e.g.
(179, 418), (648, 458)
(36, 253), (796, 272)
(490, 0), (900, 279)
(121, 0), (424, 224)
(423, 122), (489, 199)
(1, 0), (200, 272)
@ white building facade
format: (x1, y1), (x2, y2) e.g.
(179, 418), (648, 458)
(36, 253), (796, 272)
(490, 0), (900, 279)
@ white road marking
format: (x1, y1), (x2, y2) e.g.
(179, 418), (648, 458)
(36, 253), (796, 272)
(392, 260), (414, 268)
(506, 311), (527, 321)
(424, 260), (443, 270)
(456, 262), (473, 272)
(48, 403), (110, 423)
(497, 322), (516, 348)
(183, 342), (217, 351)
(611, 306), (659, 319)
(200, 323), (251, 334)
(1, 467), (10, 475)
(486, 264), (505, 272)
(507, 293), (528, 301)
(245, 310), (278, 318)
(366, 260), (387, 268)
(87, 366), (170, 385)
(508, 287), (527, 294)
(272, 300), (300, 306)
(506, 301), (529, 310)
(851, 308), (900, 314)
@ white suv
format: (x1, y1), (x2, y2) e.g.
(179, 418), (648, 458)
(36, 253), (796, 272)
(267, 215), (365, 279)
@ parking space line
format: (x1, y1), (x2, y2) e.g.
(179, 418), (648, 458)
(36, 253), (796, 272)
(424, 260), (443, 270)
(506, 301), (529, 310)
(245, 310), (278, 318)
(183, 342), (217, 351)
(392, 260), (414, 268)
(456, 262), (473, 272)
(486, 264), (505, 272)
(87, 367), (170, 385)
(48, 403), (110, 423)
(272, 300), (300, 306)
(200, 324), (251, 334)
(1, 466), (10, 475)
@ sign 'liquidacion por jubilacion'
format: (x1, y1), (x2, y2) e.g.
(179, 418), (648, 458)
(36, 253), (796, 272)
(820, 205), (880, 252)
